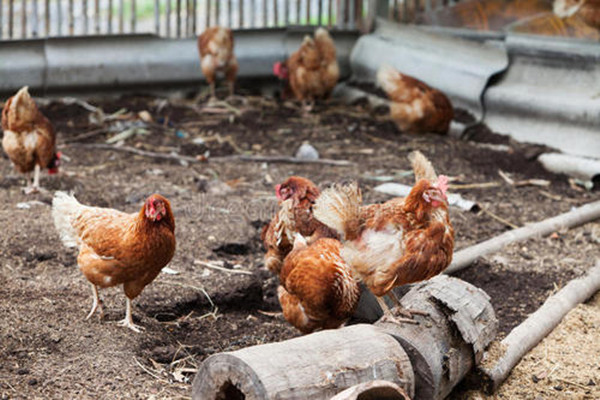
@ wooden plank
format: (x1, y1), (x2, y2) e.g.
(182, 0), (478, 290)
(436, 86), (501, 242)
(192, 324), (415, 399)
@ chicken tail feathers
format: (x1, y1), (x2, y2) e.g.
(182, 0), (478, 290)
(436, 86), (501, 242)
(52, 191), (82, 249)
(313, 182), (362, 241)
(409, 150), (438, 183)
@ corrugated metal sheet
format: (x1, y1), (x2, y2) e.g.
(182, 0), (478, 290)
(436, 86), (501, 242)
(0, 28), (358, 95)
(484, 34), (600, 159)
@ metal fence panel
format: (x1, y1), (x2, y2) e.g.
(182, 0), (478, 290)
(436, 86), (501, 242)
(0, 0), (372, 40)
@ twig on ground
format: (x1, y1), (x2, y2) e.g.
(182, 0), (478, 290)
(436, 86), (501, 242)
(159, 281), (215, 310)
(257, 310), (283, 318)
(194, 260), (253, 276)
(62, 128), (107, 144)
(62, 143), (353, 166)
(555, 377), (589, 390)
(134, 358), (171, 384)
(449, 182), (501, 190)
(62, 143), (198, 164)
(480, 208), (520, 230)
(217, 154), (354, 166)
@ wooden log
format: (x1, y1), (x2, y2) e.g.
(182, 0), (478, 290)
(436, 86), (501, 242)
(446, 199), (600, 274)
(375, 275), (498, 400)
(477, 260), (600, 394)
(330, 380), (411, 400)
(191, 324), (415, 400)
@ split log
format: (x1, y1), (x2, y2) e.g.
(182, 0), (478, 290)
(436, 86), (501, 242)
(191, 324), (415, 400)
(477, 260), (600, 393)
(446, 199), (600, 274)
(374, 275), (498, 400)
(330, 380), (411, 400)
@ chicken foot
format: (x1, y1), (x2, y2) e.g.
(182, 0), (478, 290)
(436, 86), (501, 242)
(117, 297), (144, 333)
(387, 290), (429, 320)
(22, 166), (41, 194)
(85, 283), (104, 320)
(376, 295), (418, 325)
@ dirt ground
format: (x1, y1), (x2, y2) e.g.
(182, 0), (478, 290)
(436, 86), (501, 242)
(0, 91), (598, 399)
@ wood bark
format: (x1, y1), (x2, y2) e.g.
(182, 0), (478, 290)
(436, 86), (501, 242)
(446, 200), (600, 274)
(477, 260), (600, 393)
(192, 324), (415, 400)
(330, 380), (411, 400)
(375, 275), (498, 400)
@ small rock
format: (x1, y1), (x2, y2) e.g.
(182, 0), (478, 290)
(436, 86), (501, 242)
(28, 378), (38, 386)
(295, 142), (319, 160)
(17, 368), (29, 375)
(588, 379), (596, 386)
(532, 375), (540, 383)
(553, 385), (563, 391)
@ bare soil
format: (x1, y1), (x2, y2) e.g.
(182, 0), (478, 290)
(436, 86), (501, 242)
(0, 93), (598, 399)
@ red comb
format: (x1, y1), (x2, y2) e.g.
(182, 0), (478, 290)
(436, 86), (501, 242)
(437, 175), (449, 195)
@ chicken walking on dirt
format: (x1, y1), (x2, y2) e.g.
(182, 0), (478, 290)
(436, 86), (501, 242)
(1, 86), (61, 193)
(273, 27), (339, 110)
(52, 192), (176, 332)
(313, 151), (455, 323)
(197, 27), (239, 99)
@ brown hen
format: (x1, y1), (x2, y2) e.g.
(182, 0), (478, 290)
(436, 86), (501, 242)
(1, 86), (60, 193)
(198, 27), (238, 98)
(313, 151), (455, 321)
(52, 192), (176, 332)
(377, 64), (453, 135)
(278, 235), (360, 333)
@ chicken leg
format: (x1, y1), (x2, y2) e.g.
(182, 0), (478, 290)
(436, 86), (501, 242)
(23, 165), (41, 194)
(117, 297), (144, 333)
(85, 283), (104, 320)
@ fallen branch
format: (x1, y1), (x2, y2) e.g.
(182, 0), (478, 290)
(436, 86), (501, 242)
(63, 143), (198, 164)
(446, 200), (600, 274)
(62, 127), (107, 144)
(480, 208), (520, 230)
(63, 143), (353, 166)
(194, 260), (253, 276)
(477, 260), (600, 393)
(224, 154), (354, 166)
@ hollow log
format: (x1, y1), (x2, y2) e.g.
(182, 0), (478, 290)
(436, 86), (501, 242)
(330, 380), (411, 400)
(477, 260), (600, 393)
(375, 275), (498, 400)
(191, 324), (415, 400)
